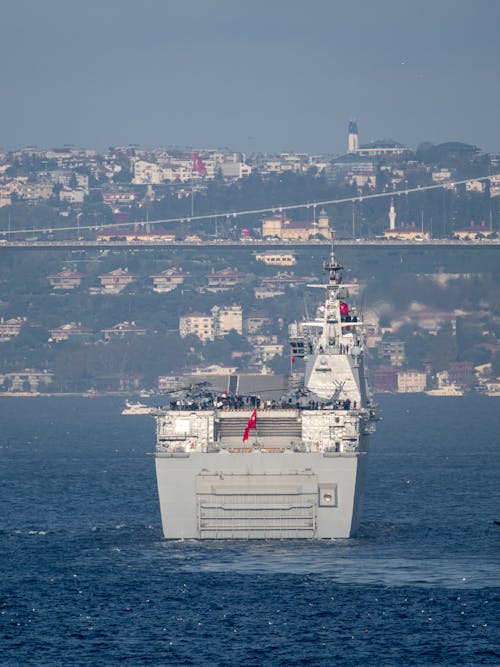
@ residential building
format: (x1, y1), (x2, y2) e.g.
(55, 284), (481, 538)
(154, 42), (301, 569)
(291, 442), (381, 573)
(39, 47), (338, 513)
(328, 154), (377, 190)
(179, 305), (243, 342)
(255, 251), (296, 266)
(98, 268), (137, 293)
(206, 267), (247, 292)
(448, 362), (475, 388)
(489, 175), (500, 198)
(179, 313), (214, 342)
(432, 168), (453, 183)
(220, 161), (252, 179)
(101, 187), (137, 206)
(0, 188), (11, 208)
(244, 312), (272, 334)
(19, 181), (53, 201)
(150, 267), (188, 293)
(0, 317), (27, 341)
(47, 269), (84, 290)
(465, 180), (486, 193)
(212, 305), (243, 336)
(397, 370), (427, 393)
(49, 322), (92, 342)
(253, 343), (284, 362)
(133, 159), (167, 184)
(101, 321), (146, 340)
(246, 334), (278, 346)
(371, 366), (398, 393)
(259, 272), (310, 291)
(47, 170), (89, 190)
(0, 369), (53, 392)
(59, 187), (86, 204)
(378, 339), (405, 366)
(254, 285), (286, 299)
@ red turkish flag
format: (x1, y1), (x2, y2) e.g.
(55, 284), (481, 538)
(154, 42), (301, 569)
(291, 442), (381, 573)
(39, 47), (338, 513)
(192, 152), (207, 176)
(243, 409), (257, 442)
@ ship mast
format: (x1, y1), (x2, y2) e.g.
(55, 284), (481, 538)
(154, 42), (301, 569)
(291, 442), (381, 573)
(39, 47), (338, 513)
(323, 243), (343, 285)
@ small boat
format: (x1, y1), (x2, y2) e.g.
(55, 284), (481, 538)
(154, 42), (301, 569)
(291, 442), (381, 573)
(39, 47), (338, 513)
(122, 400), (152, 415)
(425, 384), (463, 397)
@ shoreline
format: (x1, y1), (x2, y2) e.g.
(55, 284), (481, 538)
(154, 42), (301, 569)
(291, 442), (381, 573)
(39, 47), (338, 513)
(0, 391), (498, 398)
(0, 391), (146, 398)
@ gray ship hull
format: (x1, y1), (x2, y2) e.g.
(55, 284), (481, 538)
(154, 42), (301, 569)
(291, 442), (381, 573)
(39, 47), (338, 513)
(155, 448), (368, 539)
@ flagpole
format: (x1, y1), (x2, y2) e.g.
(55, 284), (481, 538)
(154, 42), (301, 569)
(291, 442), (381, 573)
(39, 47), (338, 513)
(191, 176), (194, 218)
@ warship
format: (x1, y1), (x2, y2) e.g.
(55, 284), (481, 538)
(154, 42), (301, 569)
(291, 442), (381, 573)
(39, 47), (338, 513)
(152, 246), (378, 539)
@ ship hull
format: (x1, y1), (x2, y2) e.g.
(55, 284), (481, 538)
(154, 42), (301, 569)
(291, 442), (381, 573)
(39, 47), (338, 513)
(155, 447), (368, 539)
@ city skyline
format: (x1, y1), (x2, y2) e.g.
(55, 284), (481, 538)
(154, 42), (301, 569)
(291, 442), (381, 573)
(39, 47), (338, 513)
(1, 0), (499, 154)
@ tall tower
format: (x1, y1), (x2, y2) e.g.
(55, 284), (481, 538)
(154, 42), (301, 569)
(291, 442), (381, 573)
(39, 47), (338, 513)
(388, 198), (396, 230)
(348, 120), (359, 153)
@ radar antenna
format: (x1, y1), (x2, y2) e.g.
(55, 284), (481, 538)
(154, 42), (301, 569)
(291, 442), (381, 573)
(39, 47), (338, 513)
(323, 238), (343, 283)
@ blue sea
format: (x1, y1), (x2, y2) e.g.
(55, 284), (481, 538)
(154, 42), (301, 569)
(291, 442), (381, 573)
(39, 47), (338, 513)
(0, 395), (498, 666)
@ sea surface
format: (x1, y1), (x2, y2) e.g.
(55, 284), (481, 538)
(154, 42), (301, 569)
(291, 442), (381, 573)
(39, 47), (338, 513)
(0, 395), (498, 666)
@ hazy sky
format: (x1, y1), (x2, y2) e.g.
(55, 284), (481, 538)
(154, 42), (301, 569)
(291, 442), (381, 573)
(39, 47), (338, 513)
(1, 0), (499, 154)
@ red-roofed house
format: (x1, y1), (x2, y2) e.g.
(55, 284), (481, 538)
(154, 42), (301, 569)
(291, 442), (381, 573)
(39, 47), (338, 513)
(47, 269), (85, 290)
(151, 267), (189, 293)
(99, 268), (137, 294)
(206, 267), (247, 292)
(0, 317), (27, 341)
(49, 322), (93, 342)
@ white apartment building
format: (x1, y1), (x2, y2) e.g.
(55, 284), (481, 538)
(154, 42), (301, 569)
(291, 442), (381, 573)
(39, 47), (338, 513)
(59, 187), (86, 204)
(397, 370), (427, 393)
(179, 305), (243, 342)
(220, 162), (252, 179)
(179, 313), (214, 342)
(133, 159), (166, 184)
(212, 305), (243, 337)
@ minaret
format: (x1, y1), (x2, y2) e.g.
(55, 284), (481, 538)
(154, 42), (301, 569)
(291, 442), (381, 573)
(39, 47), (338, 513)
(348, 120), (359, 153)
(388, 198), (396, 230)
